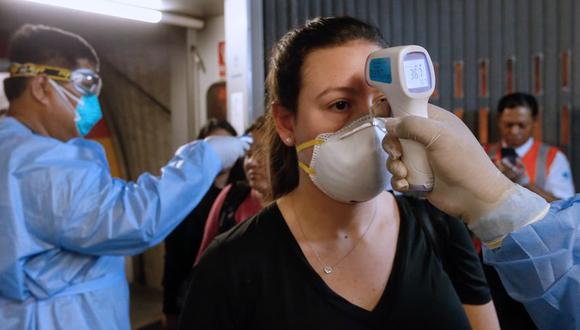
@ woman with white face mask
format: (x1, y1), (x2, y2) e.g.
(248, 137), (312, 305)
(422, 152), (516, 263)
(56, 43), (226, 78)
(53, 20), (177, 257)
(180, 17), (499, 330)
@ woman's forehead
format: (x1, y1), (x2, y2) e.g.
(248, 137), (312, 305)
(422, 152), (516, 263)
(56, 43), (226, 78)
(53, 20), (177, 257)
(300, 41), (380, 90)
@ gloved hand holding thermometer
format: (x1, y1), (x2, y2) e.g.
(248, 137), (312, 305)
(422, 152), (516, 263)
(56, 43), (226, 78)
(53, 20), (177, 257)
(365, 45), (435, 192)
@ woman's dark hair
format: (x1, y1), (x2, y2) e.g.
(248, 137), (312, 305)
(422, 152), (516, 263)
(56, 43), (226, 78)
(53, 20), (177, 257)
(197, 118), (238, 140)
(4, 24), (100, 101)
(496, 92), (539, 119)
(264, 16), (387, 200)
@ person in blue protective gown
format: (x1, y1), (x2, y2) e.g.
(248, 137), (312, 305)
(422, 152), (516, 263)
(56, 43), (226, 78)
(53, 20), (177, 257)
(383, 104), (579, 330)
(0, 24), (249, 330)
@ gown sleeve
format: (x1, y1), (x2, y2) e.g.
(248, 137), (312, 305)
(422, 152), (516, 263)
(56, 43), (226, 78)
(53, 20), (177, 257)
(20, 138), (221, 256)
(483, 196), (580, 329)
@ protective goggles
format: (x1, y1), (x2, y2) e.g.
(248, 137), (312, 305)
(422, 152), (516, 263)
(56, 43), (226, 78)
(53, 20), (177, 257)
(9, 63), (102, 96)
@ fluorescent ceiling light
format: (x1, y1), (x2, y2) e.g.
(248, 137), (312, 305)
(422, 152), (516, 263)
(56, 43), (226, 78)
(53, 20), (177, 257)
(111, 0), (163, 10)
(21, 0), (162, 23)
(162, 13), (204, 30)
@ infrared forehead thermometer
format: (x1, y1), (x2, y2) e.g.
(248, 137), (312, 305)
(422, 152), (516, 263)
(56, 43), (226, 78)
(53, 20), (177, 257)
(365, 45), (435, 192)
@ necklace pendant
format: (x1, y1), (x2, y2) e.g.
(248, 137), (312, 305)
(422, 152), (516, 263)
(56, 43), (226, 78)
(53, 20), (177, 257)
(323, 266), (333, 274)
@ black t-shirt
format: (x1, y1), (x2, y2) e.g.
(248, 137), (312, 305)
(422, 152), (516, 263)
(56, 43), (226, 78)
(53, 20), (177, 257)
(481, 256), (537, 329)
(179, 197), (491, 329)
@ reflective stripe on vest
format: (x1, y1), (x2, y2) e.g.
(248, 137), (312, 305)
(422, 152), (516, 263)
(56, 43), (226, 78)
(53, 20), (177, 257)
(485, 142), (558, 188)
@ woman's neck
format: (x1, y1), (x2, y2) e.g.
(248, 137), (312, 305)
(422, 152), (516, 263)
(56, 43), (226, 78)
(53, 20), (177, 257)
(251, 188), (268, 207)
(284, 174), (388, 239)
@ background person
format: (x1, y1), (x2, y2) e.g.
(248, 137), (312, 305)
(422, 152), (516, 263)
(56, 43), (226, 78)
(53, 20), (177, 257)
(0, 24), (248, 330)
(486, 92), (574, 202)
(162, 118), (243, 330)
(194, 115), (270, 264)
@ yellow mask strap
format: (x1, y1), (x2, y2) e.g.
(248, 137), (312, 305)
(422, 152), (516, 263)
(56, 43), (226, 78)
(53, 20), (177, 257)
(295, 138), (324, 175)
(295, 138), (324, 153)
(298, 162), (316, 175)
(9, 63), (71, 82)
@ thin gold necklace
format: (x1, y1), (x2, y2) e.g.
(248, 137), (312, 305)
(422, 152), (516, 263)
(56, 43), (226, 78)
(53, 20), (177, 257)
(292, 198), (378, 275)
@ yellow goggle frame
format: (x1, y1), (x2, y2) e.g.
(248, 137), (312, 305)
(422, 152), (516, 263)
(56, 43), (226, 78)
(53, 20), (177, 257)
(9, 63), (72, 82)
(9, 63), (101, 96)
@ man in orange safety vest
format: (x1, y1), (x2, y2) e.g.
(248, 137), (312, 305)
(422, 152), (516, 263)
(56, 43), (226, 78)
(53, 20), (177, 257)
(486, 92), (574, 202)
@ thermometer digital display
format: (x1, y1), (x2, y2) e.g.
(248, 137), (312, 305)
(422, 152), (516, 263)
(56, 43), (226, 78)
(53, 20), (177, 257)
(403, 58), (430, 90)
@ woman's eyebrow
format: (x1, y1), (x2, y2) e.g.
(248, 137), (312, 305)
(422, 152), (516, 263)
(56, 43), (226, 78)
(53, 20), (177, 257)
(315, 86), (358, 100)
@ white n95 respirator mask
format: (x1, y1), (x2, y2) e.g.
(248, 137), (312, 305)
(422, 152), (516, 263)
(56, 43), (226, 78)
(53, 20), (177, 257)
(296, 115), (391, 203)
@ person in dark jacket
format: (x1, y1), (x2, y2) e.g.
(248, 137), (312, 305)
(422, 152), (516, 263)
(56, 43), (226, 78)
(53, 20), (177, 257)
(162, 118), (244, 329)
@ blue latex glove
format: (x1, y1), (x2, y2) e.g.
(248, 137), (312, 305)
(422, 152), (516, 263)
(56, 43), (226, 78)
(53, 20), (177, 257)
(204, 135), (252, 170)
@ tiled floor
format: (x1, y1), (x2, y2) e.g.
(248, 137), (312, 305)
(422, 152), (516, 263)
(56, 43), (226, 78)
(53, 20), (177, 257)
(130, 284), (163, 330)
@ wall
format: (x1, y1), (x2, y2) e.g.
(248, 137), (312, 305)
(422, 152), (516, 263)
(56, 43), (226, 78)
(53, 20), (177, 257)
(263, 0), (580, 191)
(225, 0), (265, 134)
(198, 15), (226, 126)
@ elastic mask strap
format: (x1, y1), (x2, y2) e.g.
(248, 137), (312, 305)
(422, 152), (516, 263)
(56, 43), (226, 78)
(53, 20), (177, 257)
(48, 79), (78, 117)
(295, 138), (324, 175)
(56, 82), (82, 105)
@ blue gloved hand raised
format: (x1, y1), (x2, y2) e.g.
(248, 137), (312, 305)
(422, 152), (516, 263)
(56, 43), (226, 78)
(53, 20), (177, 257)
(204, 135), (252, 170)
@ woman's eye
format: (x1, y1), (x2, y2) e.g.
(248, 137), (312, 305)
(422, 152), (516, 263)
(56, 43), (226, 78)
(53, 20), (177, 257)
(331, 101), (350, 111)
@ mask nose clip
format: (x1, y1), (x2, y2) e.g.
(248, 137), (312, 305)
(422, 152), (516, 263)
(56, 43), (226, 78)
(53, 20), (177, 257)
(338, 116), (387, 140)
(339, 122), (372, 139)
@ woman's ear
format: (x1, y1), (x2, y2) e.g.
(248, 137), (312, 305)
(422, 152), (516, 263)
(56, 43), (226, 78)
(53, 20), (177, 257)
(30, 76), (51, 106)
(271, 102), (295, 146)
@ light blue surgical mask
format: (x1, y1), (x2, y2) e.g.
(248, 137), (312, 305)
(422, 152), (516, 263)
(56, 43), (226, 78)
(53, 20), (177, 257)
(49, 79), (103, 136)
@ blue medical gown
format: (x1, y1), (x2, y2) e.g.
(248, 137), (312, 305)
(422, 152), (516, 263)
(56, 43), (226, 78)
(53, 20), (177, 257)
(0, 117), (221, 329)
(484, 196), (580, 330)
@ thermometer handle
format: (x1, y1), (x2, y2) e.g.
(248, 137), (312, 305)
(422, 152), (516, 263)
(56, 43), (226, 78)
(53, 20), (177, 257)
(391, 101), (433, 192)
(399, 139), (433, 191)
